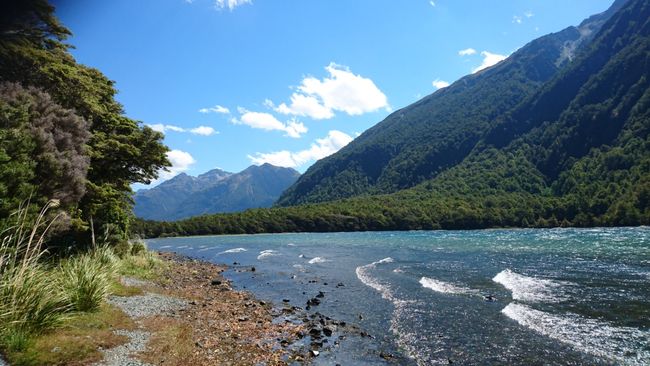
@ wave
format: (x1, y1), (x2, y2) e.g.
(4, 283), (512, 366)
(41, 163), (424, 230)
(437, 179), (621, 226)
(257, 249), (279, 260)
(355, 257), (394, 298)
(502, 303), (650, 365)
(217, 247), (247, 255)
(308, 256), (328, 264)
(493, 269), (569, 303)
(159, 245), (172, 249)
(419, 277), (473, 295)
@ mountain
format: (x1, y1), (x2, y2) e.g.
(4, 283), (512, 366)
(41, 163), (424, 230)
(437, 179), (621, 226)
(133, 164), (300, 221)
(135, 0), (650, 237)
(276, 0), (629, 207)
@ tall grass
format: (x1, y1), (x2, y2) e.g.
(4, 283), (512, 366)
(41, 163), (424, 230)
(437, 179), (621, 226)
(0, 201), (69, 349)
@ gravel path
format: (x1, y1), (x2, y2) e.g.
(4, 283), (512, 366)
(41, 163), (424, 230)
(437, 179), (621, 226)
(107, 293), (187, 318)
(94, 278), (189, 365)
(92, 330), (152, 366)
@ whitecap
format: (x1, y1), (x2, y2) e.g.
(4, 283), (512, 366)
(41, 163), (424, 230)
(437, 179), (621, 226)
(217, 247), (247, 255)
(502, 303), (650, 365)
(287, 243), (296, 247)
(355, 257), (394, 298)
(308, 257), (328, 264)
(159, 245), (172, 249)
(419, 277), (473, 295)
(493, 269), (569, 303)
(257, 249), (279, 260)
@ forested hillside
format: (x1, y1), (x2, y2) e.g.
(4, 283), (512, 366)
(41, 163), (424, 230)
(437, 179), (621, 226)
(136, 0), (650, 237)
(276, 0), (628, 207)
(0, 0), (169, 247)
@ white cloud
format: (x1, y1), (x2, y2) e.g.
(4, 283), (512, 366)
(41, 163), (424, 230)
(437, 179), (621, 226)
(429, 1), (435, 7)
(147, 123), (218, 136)
(190, 126), (217, 136)
(472, 51), (508, 73)
(432, 79), (450, 90)
(160, 149), (196, 180)
(248, 130), (353, 168)
(458, 48), (477, 56)
(272, 62), (389, 120)
(524, 10), (534, 18)
(234, 108), (308, 138)
(215, 0), (251, 11)
(199, 105), (230, 114)
(513, 15), (523, 24)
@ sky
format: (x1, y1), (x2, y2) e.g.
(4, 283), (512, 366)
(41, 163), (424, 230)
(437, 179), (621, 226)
(52, 0), (614, 189)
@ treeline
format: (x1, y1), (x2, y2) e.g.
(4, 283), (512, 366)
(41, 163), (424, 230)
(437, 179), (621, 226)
(136, 0), (650, 238)
(0, 0), (169, 249)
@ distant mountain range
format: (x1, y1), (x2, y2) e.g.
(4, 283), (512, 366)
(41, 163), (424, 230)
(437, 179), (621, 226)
(133, 164), (300, 221)
(136, 0), (650, 237)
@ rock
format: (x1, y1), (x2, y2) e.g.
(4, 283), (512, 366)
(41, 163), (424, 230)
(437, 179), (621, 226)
(483, 294), (497, 302)
(282, 299), (290, 303)
(323, 282), (328, 286)
(380, 351), (394, 360)
(233, 261), (239, 265)
(310, 350), (320, 357)
(315, 291), (325, 298)
(211, 279), (222, 286)
(309, 327), (322, 338)
(307, 298), (321, 306)
(251, 266), (256, 272)
(238, 316), (249, 322)
(336, 282), (345, 287)
(323, 327), (333, 337)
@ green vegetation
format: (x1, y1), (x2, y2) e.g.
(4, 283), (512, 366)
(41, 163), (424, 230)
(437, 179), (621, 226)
(136, 0), (650, 237)
(0, 202), (165, 364)
(0, 0), (170, 248)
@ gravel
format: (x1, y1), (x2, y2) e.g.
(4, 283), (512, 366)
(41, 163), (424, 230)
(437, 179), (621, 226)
(107, 293), (187, 318)
(120, 277), (153, 288)
(92, 329), (152, 366)
(0, 355), (7, 366)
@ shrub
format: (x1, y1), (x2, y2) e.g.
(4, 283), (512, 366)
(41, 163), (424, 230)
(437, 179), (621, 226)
(0, 201), (69, 339)
(59, 254), (110, 312)
(112, 240), (131, 259)
(130, 239), (147, 256)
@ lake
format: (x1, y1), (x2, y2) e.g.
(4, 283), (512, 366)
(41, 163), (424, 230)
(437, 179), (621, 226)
(147, 227), (650, 365)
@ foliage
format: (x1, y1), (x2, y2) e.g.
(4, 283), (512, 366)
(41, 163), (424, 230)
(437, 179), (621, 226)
(0, 201), (69, 346)
(58, 254), (111, 312)
(0, 0), (169, 246)
(136, 0), (650, 237)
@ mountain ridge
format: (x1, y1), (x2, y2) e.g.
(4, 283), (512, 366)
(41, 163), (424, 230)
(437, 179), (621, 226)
(134, 163), (300, 221)
(276, 0), (629, 207)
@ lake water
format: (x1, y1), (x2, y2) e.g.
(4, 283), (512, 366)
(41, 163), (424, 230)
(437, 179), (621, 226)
(147, 227), (650, 365)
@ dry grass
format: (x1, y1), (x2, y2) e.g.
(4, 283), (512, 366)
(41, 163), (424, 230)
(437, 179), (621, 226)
(138, 317), (195, 365)
(4, 303), (135, 366)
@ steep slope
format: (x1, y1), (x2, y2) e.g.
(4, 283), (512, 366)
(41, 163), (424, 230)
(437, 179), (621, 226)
(134, 164), (299, 221)
(135, 0), (650, 237)
(277, 0), (627, 207)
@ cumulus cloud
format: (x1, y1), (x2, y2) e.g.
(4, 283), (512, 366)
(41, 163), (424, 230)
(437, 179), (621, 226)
(272, 63), (389, 120)
(147, 124), (218, 136)
(190, 126), (217, 136)
(160, 149), (196, 180)
(199, 105), (230, 114)
(429, 1), (435, 6)
(215, 0), (251, 11)
(248, 130), (353, 168)
(233, 108), (308, 138)
(432, 79), (450, 90)
(472, 51), (508, 73)
(458, 48), (476, 56)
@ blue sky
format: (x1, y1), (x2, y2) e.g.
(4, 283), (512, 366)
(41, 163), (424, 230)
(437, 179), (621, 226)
(53, 0), (613, 189)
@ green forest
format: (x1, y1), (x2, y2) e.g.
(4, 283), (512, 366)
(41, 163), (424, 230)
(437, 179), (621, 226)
(0, 0), (170, 249)
(136, 0), (650, 238)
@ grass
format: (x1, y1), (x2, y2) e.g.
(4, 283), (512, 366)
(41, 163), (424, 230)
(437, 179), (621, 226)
(4, 303), (135, 366)
(0, 202), (167, 364)
(139, 317), (195, 366)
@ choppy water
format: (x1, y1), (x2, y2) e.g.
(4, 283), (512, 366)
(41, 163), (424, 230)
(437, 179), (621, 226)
(147, 227), (650, 365)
